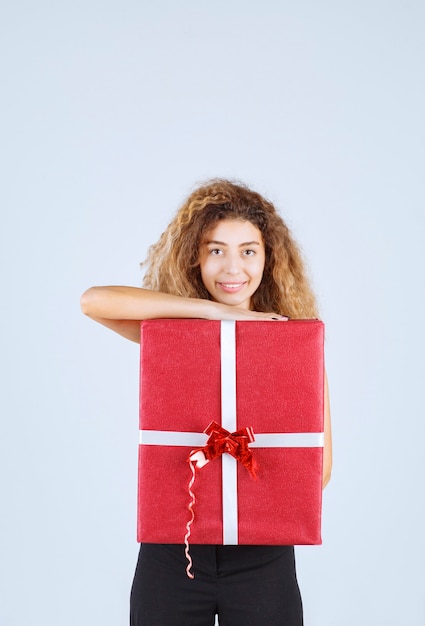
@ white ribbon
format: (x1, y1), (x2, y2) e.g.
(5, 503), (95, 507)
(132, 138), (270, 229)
(139, 430), (324, 448)
(139, 320), (324, 545)
(220, 321), (238, 544)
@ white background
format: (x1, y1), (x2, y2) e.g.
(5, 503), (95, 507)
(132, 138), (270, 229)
(1, 1), (424, 625)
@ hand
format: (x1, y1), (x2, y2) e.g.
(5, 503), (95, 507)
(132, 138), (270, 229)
(208, 302), (289, 322)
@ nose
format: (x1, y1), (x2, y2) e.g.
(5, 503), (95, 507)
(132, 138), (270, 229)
(223, 252), (242, 275)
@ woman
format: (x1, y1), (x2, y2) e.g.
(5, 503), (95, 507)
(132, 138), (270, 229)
(81, 179), (332, 625)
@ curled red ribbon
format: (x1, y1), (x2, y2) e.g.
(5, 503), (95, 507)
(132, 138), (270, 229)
(190, 420), (257, 478)
(185, 421), (257, 578)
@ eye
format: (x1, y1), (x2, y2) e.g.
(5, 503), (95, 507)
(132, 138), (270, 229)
(210, 248), (223, 255)
(243, 249), (255, 256)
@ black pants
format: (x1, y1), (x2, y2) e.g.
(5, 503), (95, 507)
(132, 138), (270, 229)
(130, 544), (303, 625)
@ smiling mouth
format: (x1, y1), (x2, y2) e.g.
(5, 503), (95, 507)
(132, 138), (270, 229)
(218, 282), (246, 292)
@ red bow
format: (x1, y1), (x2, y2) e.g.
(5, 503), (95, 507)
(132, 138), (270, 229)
(190, 421), (257, 478)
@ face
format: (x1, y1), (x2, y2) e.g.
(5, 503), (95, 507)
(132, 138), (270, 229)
(199, 219), (266, 310)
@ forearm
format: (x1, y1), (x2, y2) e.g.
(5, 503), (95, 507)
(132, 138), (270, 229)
(80, 285), (288, 342)
(80, 285), (211, 321)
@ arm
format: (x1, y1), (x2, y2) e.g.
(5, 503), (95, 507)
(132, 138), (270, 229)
(80, 285), (286, 343)
(322, 372), (332, 488)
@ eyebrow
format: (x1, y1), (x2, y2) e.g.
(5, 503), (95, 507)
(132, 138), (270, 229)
(204, 240), (261, 247)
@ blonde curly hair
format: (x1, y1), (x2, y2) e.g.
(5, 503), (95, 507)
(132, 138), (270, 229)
(142, 179), (318, 319)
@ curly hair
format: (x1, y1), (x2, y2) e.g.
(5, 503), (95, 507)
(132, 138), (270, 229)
(142, 179), (318, 319)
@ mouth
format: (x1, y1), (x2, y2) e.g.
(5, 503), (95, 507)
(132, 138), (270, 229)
(217, 282), (247, 293)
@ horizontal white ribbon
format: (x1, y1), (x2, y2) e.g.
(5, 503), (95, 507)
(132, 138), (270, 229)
(139, 430), (324, 448)
(139, 321), (323, 545)
(140, 431), (207, 447)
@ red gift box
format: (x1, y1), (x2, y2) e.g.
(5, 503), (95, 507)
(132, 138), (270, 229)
(137, 319), (324, 545)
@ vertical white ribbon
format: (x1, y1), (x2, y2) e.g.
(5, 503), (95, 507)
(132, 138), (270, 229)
(220, 320), (238, 544)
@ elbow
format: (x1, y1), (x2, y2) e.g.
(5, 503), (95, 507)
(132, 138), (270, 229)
(322, 468), (332, 489)
(322, 457), (332, 489)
